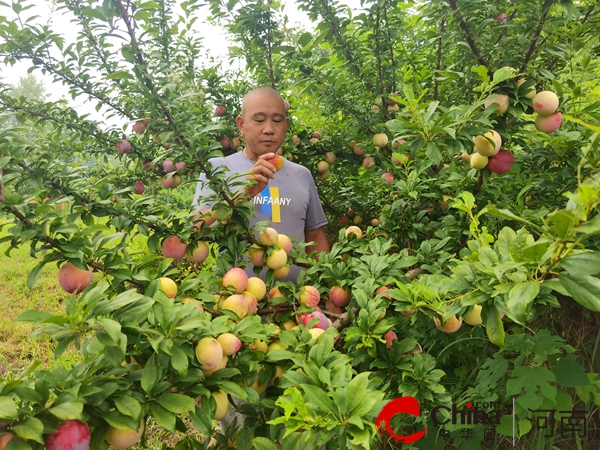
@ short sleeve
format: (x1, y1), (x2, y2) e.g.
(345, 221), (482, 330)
(304, 175), (328, 231)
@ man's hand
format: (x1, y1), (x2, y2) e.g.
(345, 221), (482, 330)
(241, 153), (278, 198)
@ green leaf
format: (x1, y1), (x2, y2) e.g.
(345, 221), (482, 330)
(346, 372), (370, 416)
(170, 346), (189, 376)
(507, 281), (540, 322)
(12, 416), (44, 443)
(572, 214), (600, 236)
(217, 381), (248, 401)
(114, 396), (142, 419)
(106, 71), (135, 81)
(252, 437), (278, 450)
(547, 210), (575, 238)
(141, 354), (161, 394)
(0, 396), (18, 419)
(149, 403), (176, 431)
(485, 307), (505, 347)
(560, 252), (600, 275)
(15, 310), (54, 324)
(486, 206), (540, 230)
(300, 384), (333, 413)
(552, 355), (590, 388)
(155, 393), (196, 414)
(96, 318), (123, 343)
(559, 275), (600, 312)
(426, 142), (442, 165)
(190, 407), (213, 436)
(26, 262), (45, 289)
(49, 401), (84, 420)
(563, 114), (600, 133)
(543, 278), (569, 296)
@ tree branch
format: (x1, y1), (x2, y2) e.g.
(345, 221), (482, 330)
(434, 19), (445, 101)
(114, 0), (180, 133)
(519, 8), (549, 73)
(318, 0), (374, 91)
(447, 0), (487, 67)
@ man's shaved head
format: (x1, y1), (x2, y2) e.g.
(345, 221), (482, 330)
(241, 87), (286, 116)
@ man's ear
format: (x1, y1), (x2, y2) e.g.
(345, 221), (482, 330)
(236, 115), (244, 133)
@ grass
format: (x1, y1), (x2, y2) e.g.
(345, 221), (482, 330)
(0, 221), (81, 378)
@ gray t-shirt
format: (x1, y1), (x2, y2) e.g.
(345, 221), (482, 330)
(192, 151), (328, 281)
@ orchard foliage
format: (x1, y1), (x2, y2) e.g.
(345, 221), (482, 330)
(1, 0), (600, 449)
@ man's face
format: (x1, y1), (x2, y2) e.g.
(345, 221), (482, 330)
(236, 93), (290, 159)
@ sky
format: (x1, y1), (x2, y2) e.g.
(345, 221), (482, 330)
(0, 0), (365, 125)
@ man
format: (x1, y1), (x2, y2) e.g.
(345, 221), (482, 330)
(193, 87), (330, 280)
(193, 89), (331, 439)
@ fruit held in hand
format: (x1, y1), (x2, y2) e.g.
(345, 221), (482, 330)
(106, 418), (145, 449)
(116, 139), (131, 154)
(58, 263), (93, 294)
(535, 111), (562, 134)
(532, 91), (559, 116)
(162, 235), (187, 260)
(45, 420), (91, 450)
(488, 150), (514, 174)
(473, 130), (502, 156)
(433, 313), (463, 333)
(266, 154), (284, 171)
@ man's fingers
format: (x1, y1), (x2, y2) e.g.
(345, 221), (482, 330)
(250, 164), (276, 179)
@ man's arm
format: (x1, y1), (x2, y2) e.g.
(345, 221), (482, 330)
(305, 227), (330, 257)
